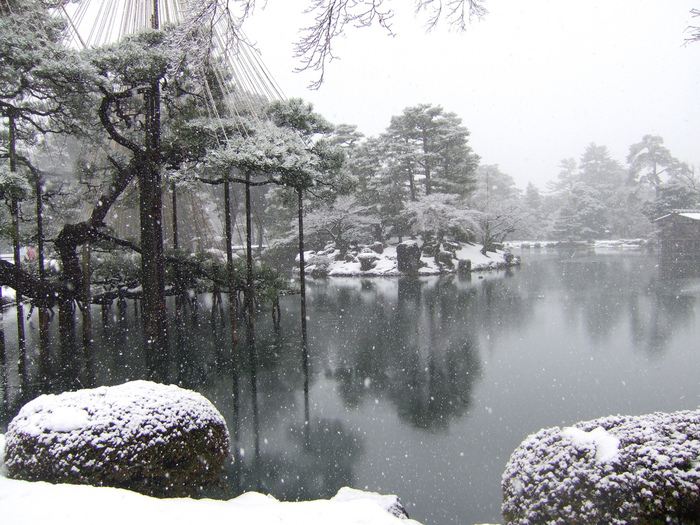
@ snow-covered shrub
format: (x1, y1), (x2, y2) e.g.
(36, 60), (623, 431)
(305, 253), (335, 277)
(457, 259), (472, 273)
(435, 249), (455, 269)
(4, 381), (230, 498)
(502, 410), (700, 524)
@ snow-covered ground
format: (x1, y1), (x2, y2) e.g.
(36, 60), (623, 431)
(0, 434), (423, 525)
(0, 476), (424, 525)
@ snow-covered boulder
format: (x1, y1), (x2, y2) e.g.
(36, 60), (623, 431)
(368, 241), (384, 254)
(435, 249), (455, 269)
(502, 410), (700, 524)
(358, 251), (381, 271)
(396, 241), (421, 272)
(4, 381), (230, 498)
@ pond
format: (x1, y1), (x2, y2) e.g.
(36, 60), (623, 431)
(1, 248), (699, 525)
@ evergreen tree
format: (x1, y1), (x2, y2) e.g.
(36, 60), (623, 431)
(382, 104), (478, 199)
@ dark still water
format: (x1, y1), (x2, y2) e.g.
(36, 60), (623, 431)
(1, 249), (699, 524)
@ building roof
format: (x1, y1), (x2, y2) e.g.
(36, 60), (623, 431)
(654, 210), (700, 222)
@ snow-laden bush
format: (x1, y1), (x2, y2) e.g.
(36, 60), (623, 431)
(502, 410), (700, 524)
(4, 381), (230, 498)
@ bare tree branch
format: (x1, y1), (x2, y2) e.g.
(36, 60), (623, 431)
(294, 0), (395, 89)
(293, 0), (486, 88)
(685, 8), (700, 45)
(417, 0), (487, 32)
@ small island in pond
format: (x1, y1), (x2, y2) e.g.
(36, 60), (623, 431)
(299, 240), (519, 278)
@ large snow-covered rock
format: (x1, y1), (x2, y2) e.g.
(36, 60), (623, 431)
(4, 381), (230, 498)
(502, 410), (700, 524)
(396, 241), (422, 272)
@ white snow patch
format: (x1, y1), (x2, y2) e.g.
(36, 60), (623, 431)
(37, 406), (90, 434)
(562, 426), (620, 463)
(0, 465), (422, 525)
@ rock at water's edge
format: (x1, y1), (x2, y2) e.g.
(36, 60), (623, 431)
(396, 241), (421, 272)
(502, 409), (700, 524)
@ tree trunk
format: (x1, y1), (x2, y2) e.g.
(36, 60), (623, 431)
(81, 243), (94, 387)
(244, 172), (260, 488)
(224, 179), (238, 344)
(244, 170), (255, 332)
(224, 178), (241, 478)
(8, 112), (26, 380)
(141, 81), (169, 382)
(172, 185), (179, 251)
(35, 171), (50, 380)
(297, 188), (310, 447)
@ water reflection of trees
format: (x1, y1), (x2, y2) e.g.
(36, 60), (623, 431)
(528, 252), (698, 356)
(0, 291), (364, 504)
(310, 276), (503, 431)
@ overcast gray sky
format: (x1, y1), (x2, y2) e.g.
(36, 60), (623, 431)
(243, 0), (700, 189)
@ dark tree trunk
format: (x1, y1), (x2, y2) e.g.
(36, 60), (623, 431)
(172, 185), (179, 251)
(35, 172), (50, 380)
(244, 170), (255, 332)
(81, 243), (94, 387)
(8, 113), (26, 380)
(141, 81), (169, 382)
(297, 188), (310, 447)
(224, 179), (238, 344)
(244, 172), (260, 489)
(58, 298), (77, 390)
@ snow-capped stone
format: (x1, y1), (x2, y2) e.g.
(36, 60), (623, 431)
(396, 241), (422, 272)
(358, 251), (381, 271)
(502, 409), (700, 524)
(4, 381), (230, 498)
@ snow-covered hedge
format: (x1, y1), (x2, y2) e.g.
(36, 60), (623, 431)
(502, 410), (700, 524)
(4, 381), (230, 498)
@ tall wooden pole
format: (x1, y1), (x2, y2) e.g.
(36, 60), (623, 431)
(8, 112), (26, 384)
(298, 188), (310, 446)
(141, 0), (169, 381)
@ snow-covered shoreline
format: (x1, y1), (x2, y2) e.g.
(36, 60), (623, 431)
(504, 238), (650, 250)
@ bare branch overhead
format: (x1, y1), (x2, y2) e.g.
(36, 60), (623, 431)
(293, 0), (487, 89)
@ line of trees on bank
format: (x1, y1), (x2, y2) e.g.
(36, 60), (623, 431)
(267, 105), (699, 257)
